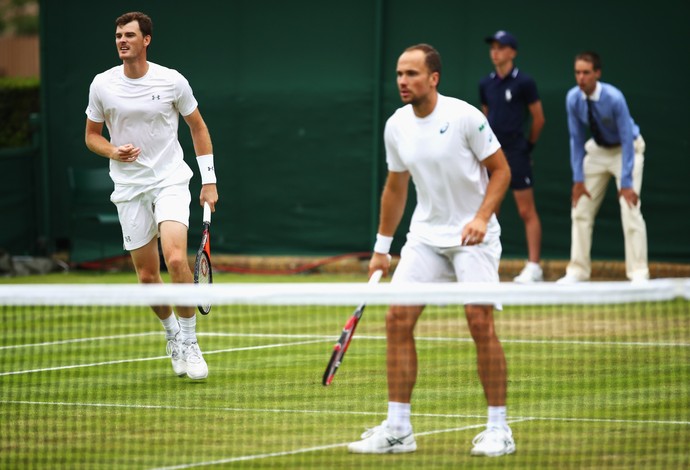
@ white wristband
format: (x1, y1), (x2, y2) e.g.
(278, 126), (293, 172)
(196, 154), (217, 185)
(373, 233), (393, 254)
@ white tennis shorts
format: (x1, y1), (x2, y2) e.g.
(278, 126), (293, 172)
(392, 234), (502, 284)
(113, 182), (191, 251)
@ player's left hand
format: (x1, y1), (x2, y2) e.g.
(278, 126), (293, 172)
(618, 187), (639, 209)
(369, 252), (392, 277)
(461, 218), (487, 246)
(200, 184), (218, 212)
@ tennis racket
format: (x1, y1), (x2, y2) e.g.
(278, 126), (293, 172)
(193, 202), (213, 315)
(322, 269), (383, 386)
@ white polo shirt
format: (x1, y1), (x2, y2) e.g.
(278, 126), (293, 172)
(384, 94), (502, 247)
(86, 61), (197, 201)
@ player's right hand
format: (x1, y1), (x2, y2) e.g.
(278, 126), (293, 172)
(571, 182), (591, 207)
(369, 252), (392, 278)
(113, 143), (141, 162)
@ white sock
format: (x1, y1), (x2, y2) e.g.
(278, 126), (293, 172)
(178, 315), (197, 343)
(160, 312), (179, 340)
(488, 406), (508, 430)
(387, 402), (412, 435)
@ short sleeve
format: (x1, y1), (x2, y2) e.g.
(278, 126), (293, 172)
(85, 78), (105, 123)
(479, 80), (487, 106)
(384, 118), (407, 172)
(464, 105), (501, 161)
(174, 72), (199, 117)
(523, 76), (540, 104)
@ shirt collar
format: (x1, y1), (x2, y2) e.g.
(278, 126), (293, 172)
(490, 67), (519, 80)
(581, 81), (602, 101)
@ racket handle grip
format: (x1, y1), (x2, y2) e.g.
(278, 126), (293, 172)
(369, 269), (384, 284)
(203, 202), (211, 223)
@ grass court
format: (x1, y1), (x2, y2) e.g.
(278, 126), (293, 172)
(1, 272), (688, 468)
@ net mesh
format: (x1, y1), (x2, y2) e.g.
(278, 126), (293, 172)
(1, 279), (688, 468)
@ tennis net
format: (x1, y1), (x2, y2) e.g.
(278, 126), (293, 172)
(1, 279), (688, 468)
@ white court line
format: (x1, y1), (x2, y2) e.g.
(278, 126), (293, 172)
(0, 338), (331, 377)
(144, 420), (521, 469)
(3, 400), (688, 426)
(0, 332), (331, 351)
(147, 423), (496, 470)
(5, 331), (686, 350)
(498, 338), (690, 347)
(0, 332), (160, 350)
(3, 401), (687, 469)
(145, 418), (536, 470)
(2, 331), (687, 377)
(206, 332), (690, 347)
(341, 335), (690, 348)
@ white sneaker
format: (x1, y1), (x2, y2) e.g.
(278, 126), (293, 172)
(166, 335), (186, 377)
(181, 340), (208, 380)
(630, 272), (649, 284)
(513, 262), (543, 283)
(556, 273), (586, 284)
(348, 420), (417, 454)
(471, 427), (515, 457)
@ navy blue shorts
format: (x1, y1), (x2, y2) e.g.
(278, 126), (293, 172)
(503, 141), (534, 190)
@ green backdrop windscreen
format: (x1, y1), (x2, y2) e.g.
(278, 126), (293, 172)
(39, 0), (689, 262)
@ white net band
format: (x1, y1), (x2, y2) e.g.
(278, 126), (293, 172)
(1, 278), (688, 306)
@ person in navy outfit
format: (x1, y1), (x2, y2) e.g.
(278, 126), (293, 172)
(480, 30), (545, 283)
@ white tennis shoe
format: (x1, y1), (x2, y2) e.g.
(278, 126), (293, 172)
(348, 420), (417, 454)
(513, 262), (543, 283)
(470, 427), (516, 457)
(556, 272), (587, 284)
(181, 340), (208, 380)
(166, 335), (186, 377)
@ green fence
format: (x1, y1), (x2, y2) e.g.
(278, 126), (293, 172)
(0, 145), (41, 256)
(29, 0), (689, 263)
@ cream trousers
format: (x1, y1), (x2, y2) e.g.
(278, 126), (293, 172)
(566, 136), (648, 280)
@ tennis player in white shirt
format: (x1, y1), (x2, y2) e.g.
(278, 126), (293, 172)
(85, 11), (217, 380)
(348, 44), (515, 457)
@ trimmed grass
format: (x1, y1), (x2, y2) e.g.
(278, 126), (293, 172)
(1, 272), (688, 468)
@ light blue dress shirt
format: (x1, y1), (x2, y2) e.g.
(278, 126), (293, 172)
(565, 81), (640, 188)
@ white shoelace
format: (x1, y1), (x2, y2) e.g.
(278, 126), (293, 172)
(360, 420), (387, 439)
(183, 342), (203, 364)
(472, 428), (510, 446)
(166, 339), (180, 358)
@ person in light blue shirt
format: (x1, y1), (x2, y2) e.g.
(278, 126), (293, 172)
(558, 51), (648, 283)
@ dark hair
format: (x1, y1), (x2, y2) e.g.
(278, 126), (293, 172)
(405, 43), (442, 83)
(115, 11), (153, 39)
(575, 51), (601, 71)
